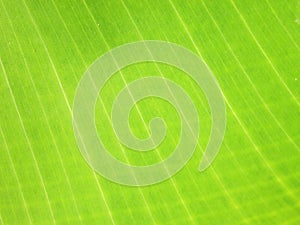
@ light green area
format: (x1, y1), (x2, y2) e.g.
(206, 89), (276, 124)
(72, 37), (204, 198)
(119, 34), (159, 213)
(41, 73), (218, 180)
(0, 0), (300, 224)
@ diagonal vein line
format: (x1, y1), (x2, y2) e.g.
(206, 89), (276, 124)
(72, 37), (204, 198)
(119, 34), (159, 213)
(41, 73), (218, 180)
(226, 98), (300, 207)
(0, 126), (33, 225)
(168, 0), (300, 210)
(200, 0), (300, 211)
(264, 0), (300, 51)
(230, 0), (300, 107)
(145, 1), (264, 216)
(135, 1), (251, 219)
(101, 0), (246, 222)
(79, 0), (158, 222)
(165, 0), (250, 219)
(107, 0), (248, 220)
(0, 59), (57, 224)
(82, 0), (206, 222)
(48, 0), (154, 223)
(117, 1), (197, 223)
(19, 0), (117, 223)
(200, 1), (300, 152)
(0, 2), (84, 223)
